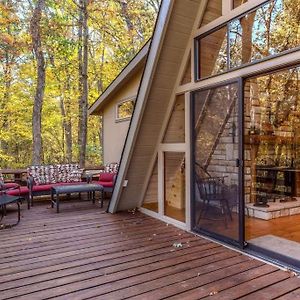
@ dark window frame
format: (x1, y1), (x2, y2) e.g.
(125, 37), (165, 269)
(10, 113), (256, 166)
(195, 0), (300, 81)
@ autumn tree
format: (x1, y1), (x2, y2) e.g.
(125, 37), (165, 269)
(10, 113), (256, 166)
(30, 0), (46, 165)
(0, 0), (159, 168)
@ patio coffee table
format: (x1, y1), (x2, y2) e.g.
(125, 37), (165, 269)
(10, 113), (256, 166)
(51, 184), (104, 213)
(0, 194), (23, 229)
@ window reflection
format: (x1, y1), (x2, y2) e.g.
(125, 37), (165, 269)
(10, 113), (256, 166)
(231, 0), (300, 66)
(197, 0), (300, 79)
(199, 26), (227, 78)
(245, 65), (300, 262)
(192, 83), (240, 242)
(233, 0), (248, 9)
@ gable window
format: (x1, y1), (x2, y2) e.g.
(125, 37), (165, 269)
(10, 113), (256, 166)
(233, 0), (248, 9)
(195, 0), (300, 80)
(116, 97), (135, 122)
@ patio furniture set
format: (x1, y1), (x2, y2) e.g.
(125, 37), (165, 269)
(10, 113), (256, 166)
(0, 163), (118, 228)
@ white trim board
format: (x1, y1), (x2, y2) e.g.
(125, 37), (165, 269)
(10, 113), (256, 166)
(139, 207), (187, 231)
(108, 0), (174, 213)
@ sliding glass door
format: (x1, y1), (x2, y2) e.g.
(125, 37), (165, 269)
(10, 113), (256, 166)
(191, 81), (244, 247)
(244, 65), (300, 265)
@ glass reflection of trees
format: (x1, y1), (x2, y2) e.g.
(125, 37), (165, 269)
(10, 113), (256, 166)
(197, 0), (300, 79)
(116, 99), (134, 120)
(250, 66), (300, 168)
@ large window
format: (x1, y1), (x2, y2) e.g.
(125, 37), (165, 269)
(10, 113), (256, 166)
(196, 0), (300, 79)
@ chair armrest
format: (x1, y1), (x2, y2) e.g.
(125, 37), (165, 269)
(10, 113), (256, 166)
(0, 182), (20, 195)
(27, 176), (35, 190)
(86, 173), (94, 183)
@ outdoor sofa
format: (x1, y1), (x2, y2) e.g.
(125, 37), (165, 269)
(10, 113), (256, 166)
(1, 162), (118, 209)
(27, 164), (84, 206)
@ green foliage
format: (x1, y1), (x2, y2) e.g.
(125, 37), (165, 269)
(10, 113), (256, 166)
(0, 0), (159, 168)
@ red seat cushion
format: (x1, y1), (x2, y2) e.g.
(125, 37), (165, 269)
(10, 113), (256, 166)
(32, 184), (53, 192)
(3, 182), (19, 190)
(99, 181), (114, 188)
(7, 186), (29, 196)
(92, 181), (114, 188)
(99, 172), (115, 182)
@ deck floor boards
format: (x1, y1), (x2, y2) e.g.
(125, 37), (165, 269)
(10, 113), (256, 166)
(0, 199), (299, 299)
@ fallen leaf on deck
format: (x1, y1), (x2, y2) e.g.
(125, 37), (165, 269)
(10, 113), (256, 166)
(209, 291), (218, 296)
(284, 268), (298, 277)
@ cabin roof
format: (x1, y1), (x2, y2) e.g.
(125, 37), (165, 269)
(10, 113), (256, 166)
(88, 41), (150, 115)
(109, 0), (202, 212)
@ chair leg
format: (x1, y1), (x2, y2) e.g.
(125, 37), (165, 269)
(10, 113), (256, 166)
(0, 205), (4, 222)
(225, 200), (232, 221)
(100, 190), (104, 208)
(221, 202), (228, 228)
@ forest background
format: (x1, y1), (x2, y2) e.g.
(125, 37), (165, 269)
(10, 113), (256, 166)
(0, 0), (159, 168)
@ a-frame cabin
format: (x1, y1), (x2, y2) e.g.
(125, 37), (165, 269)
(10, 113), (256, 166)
(109, 0), (300, 271)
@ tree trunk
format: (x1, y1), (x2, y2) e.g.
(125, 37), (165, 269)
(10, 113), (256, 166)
(0, 0), (13, 164)
(119, 0), (134, 31)
(240, 13), (255, 64)
(30, 0), (46, 165)
(77, 0), (89, 167)
(60, 94), (73, 163)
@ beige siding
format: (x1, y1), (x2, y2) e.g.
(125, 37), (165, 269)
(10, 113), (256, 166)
(103, 68), (143, 164)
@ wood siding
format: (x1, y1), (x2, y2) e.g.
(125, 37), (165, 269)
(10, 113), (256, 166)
(200, 0), (222, 27)
(180, 52), (192, 85)
(116, 0), (201, 211)
(143, 157), (158, 208)
(163, 94), (185, 143)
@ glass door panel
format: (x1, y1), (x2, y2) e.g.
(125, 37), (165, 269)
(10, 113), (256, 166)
(244, 66), (300, 264)
(192, 82), (243, 245)
(164, 152), (186, 222)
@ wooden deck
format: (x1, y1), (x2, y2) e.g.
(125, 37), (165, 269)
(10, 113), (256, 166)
(0, 199), (300, 299)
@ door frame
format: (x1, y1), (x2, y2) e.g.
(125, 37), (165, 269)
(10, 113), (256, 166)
(158, 144), (188, 227)
(190, 78), (245, 248)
